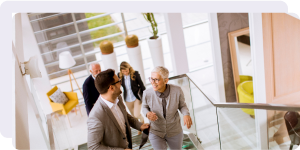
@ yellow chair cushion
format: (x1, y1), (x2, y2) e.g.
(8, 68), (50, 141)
(63, 99), (78, 115)
(237, 81), (254, 116)
(239, 75), (253, 84)
(46, 86), (79, 115)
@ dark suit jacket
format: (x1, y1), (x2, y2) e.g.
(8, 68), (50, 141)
(83, 75), (100, 116)
(87, 95), (143, 149)
(118, 71), (146, 101)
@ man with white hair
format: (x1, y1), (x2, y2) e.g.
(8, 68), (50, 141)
(83, 62), (101, 116)
(142, 66), (192, 150)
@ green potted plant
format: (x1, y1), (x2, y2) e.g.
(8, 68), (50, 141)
(143, 13), (158, 39)
(142, 13), (165, 67)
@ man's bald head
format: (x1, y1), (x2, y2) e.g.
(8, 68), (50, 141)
(89, 63), (101, 77)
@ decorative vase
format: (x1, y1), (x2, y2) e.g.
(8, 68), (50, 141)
(100, 41), (118, 71)
(147, 36), (165, 67)
(125, 35), (146, 83)
(126, 45), (146, 83)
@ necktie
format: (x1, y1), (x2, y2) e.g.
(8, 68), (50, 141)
(162, 94), (167, 119)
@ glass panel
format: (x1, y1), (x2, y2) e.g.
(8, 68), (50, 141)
(49, 111), (73, 150)
(269, 110), (300, 150)
(183, 23), (210, 47)
(186, 42), (213, 71)
(50, 70), (89, 86)
(37, 32), (80, 57)
(29, 13), (83, 21)
(79, 13), (125, 50)
(217, 107), (257, 149)
(28, 13), (58, 20)
(124, 13), (167, 38)
(47, 58), (87, 79)
(78, 13), (125, 48)
(77, 13), (122, 32)
(188, 76), (220, 149)
(85, 54), (98, 64)
(31, 13), (75, 32)
(83, 42), (96, 54)
(33, 23), (77, 44)
(181, 13), (208, 26)
(168, 77), (197, 135)
(29, 79), (49, 143)
(41, 45), (82, 64)
(54, 71), (88, 89)
(80, 30), (124, 48)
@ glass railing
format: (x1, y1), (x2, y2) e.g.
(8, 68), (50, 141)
(45, 70), (300, 150)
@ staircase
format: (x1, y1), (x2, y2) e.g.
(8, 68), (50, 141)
(131, 128), (197, 150)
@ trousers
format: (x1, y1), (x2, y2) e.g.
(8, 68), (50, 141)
(149, 131), (183, 150)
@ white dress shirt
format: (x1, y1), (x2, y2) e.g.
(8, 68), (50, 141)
(100, 95), (126, 136)
(124, 75), (137, 102)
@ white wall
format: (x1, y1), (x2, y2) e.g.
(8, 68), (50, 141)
(164, 13), (189, 75)
(27, 101), (49, 149)
(21, 13), (53, 115)
(13, 14), (30, 147)
(249, 13), (268, 149)
(13, 13), (49, 150)
(13, 54), (30, 149)
(208, 13), (226, 102)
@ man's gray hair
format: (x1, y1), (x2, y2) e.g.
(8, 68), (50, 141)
(89, 62), (100, 70)
(151, 66), (169, 79)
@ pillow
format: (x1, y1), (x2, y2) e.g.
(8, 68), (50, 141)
(49, 88), (69, 104)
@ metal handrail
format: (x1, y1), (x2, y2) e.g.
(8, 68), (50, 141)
(168, 73), (300, 111)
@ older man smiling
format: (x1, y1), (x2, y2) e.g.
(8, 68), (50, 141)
(142, 66), (192, 150)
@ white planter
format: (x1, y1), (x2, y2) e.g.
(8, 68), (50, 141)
(101, 52), (118, 71)
(147, 36), (165, 67)
(126, 45), (146, 83)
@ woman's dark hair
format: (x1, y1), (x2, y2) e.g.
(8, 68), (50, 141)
(95, 69), (115, 94)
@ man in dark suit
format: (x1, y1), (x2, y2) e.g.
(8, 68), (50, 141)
(83, 63), (101, 116)
(87, 69), (149, 149)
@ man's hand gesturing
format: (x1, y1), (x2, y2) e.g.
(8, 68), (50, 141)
(146, 112), (158, 121)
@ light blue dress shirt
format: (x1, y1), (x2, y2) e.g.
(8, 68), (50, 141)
(124, 75), (137, 102)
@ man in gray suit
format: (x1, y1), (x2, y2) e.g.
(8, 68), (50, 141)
(142, 66), (193, 150)
(87, 69), (149, 150)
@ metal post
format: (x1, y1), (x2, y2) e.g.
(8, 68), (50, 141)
(71, 13), (89, 75)
(121, 13), (128, 36)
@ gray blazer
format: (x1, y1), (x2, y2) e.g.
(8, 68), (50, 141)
(142, 84), (190, 138)
(87, 95), (143, 150)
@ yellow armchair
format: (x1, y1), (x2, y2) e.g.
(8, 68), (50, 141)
(47, 86), (82, 126)
(239, 75), (253, 84)
(237, 81), (254, 116)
